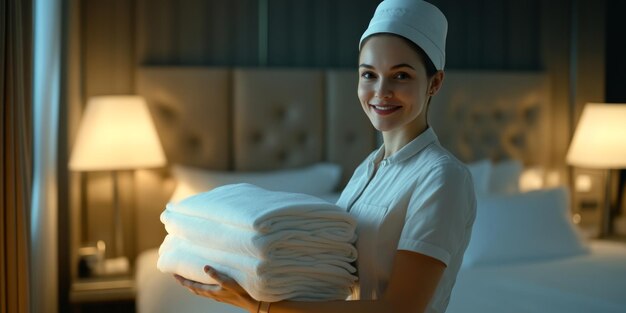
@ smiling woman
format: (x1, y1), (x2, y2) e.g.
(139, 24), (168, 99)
(177, 1), (476, 313)
(357, 35), (443, 143)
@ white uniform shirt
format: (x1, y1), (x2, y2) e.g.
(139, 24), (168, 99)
(336, 128), (476, 313)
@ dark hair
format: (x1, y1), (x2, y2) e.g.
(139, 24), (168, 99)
(360, 33), (438, 78)
(398, 36), (438, 78)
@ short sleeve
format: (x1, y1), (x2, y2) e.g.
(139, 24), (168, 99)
(397, 162), (476, 266)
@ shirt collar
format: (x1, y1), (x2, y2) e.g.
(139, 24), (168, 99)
(371, 127), (439, 165)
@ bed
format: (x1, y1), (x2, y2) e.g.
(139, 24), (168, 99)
(448, 241), (626, 313)
(132, 67), (626, 313)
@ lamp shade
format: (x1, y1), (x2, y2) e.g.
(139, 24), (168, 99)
(69, 95), (166, 171)
(566, 103), (626, 169)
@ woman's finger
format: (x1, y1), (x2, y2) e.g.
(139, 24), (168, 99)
(204, 266), (240, 291)
(189, 280), (222, 292)
(204, 266), (228, 284)
(173, 274), (222, 292)
(171, 270), (249, 308)
(173, 274), (187, 286)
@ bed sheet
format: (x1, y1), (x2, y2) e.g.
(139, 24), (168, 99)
(447, 241), (626, 313)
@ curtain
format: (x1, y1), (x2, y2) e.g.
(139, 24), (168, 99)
(30, 0), (62, 311)
(1, 0), (33, 312)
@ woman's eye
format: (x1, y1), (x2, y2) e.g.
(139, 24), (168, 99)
(361, 71), (376, 79)
(394, 72), (410, 80)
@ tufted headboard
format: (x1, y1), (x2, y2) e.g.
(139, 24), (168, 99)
(429, 70), (551, 166)
(136, 67), (375, 179)
(131, 67), (551, 255)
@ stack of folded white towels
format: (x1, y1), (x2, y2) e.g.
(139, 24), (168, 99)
(157, 183), (358, 302)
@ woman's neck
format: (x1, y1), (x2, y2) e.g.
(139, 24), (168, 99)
(381, 122), (428, 159)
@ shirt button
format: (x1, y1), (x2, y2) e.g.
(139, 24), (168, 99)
(380, 159), (387, 166)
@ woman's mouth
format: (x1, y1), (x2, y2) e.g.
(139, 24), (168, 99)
(370, 104), (401, 115)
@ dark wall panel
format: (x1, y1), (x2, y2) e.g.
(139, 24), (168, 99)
(82, 0), (134, 97)
(432, 0), (542, 70)
(130, 0), (544, 69)
(136, 0), (259, 66)
(266, 0), (379, 67)
(606, 0), (626, 103)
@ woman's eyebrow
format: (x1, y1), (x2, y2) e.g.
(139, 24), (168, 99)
(391, 63), (415, 70)
(358, 63), (416, 70)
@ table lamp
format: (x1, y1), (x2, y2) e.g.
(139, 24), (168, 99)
(566, 103), (626, 237)
(69, 95), (166, 271)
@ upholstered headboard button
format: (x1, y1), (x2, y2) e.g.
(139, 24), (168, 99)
(183, 132), (202, 153)
(296, 132), (309, 145)
(523, 105), (541, 125)
(249, 131), (263, 144)
(153, 101), (178, 123)
(273, 106), (287, 121)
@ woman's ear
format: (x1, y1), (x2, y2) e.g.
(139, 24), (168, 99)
(429, 71), (445, 96)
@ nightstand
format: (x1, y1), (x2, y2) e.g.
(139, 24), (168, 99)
(70, 275), (136, 313)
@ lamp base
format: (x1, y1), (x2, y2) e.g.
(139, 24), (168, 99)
(600, 169), (616, 238)
(93, 257), (130, 277)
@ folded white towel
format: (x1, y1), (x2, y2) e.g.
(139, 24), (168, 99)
(158, 235), (356, 302)
(166, 183), (356, 234)
(161, 209), (357, 261)
(160, 184), (359, 301)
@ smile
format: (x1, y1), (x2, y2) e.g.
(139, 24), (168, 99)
(370, 104), (401, 115)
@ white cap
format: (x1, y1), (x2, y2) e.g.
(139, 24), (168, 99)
(360, 0), (448, 70)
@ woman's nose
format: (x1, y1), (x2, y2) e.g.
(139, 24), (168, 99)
(374, 80), (392, 99)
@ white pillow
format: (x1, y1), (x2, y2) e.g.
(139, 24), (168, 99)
(169, 163), (342, 203)
(465, 159), (492, 194)
(489, 159), (523, 194)
(462, 187), (588, 268)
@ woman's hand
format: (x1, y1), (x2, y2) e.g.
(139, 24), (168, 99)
(173, 265), (259, 313)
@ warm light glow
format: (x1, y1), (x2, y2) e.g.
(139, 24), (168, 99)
(519, 167), (544, 192)
(519, 168), (562, 192)
(545, 170), (561, 187)
(69, 95), (166, 171)
(574, 174), (593, 192)
(566, 103), (626, 169)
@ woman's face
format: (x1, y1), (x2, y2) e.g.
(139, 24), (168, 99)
(358, 35), (435, 135)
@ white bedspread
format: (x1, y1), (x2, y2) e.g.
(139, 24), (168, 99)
(447, 241), (626, 313)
